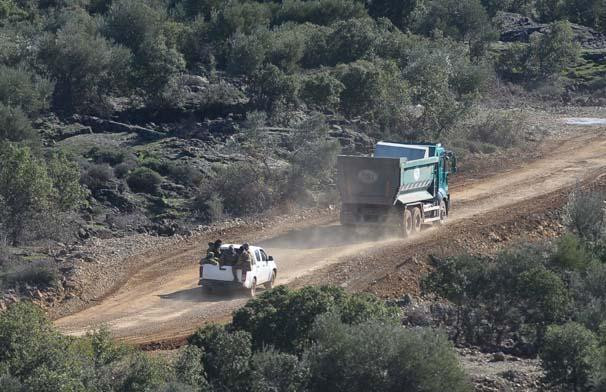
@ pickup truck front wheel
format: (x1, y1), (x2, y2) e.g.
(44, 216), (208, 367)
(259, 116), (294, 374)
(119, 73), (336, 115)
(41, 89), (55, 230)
(249, 278), (257, 297)
(264, 271), (276, 289)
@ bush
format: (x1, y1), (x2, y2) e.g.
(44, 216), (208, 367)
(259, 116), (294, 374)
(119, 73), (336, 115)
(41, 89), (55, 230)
(337, 59), (409, 121)
(306, 314), (471, 392)
(225, 31), (269, 75)
(0, 65), (53, 115)
(188, 324), (252, 392)
(127, 167), (163, 194)
(1, 261), (59, 289)
(47, 152), (86, 211)
(274, 0), (367, 26)
(564, 188), (605, 242)
(413, 0), (495, 44)
(87, 147), (130, 166)
(173, 346), (208, 390)
(327, 18), (381, 65)
(540, 322), (598, 391)
(250, 349), (310, 392)
(551, 234), (592, 271)
(497, 21), (580, 83)
(200, 161), (283, 216)
(422, 247), (570, 351)
(299, 71), (345, 111)
(208, 0), (272, 42)
(468, 111), (526, 148)
(250, 64), (299, 111)
(0, 144), (54, 244)
(231, 286), (399, 353)
(0, 103), (38, 144)
(81, 163), (114, 192)
(192, 192), (223, 222)
(38, 10), (132, 114)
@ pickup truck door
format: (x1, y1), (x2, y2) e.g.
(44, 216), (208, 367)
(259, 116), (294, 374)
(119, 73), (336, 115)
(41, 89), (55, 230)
(254, 249), (269, 283)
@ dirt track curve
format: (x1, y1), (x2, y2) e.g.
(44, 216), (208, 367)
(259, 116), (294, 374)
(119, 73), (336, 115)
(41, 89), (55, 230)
(55, 120), (606, 345)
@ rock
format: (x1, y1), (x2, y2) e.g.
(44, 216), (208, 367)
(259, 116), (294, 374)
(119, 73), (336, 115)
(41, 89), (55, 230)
(33, 290), (43, 300)
(71, 115), (165, 141)
(491, 352), (506, 362)
(495, 11), (606, 49)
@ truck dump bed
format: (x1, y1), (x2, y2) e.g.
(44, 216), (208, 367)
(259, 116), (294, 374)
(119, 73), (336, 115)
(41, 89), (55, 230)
(337, 155), (439, 206)
(337, 156), (401, 205)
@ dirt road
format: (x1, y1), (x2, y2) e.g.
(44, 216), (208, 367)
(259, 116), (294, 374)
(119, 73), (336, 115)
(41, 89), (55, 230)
(55, 120), (606, 345)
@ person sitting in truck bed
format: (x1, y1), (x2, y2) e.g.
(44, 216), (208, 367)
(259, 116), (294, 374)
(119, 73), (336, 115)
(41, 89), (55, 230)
(232, 243), (253, 282)
(221, 245), (238, 266)
(206, 239), (222, 257)
(202, 251), (220, 266)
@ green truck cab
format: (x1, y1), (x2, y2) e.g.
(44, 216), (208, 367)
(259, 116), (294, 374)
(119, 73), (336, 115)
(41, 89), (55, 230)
(337, 142), (456, 237)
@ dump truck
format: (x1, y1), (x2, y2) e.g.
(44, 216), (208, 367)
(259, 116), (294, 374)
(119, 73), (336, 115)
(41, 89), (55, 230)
(337, 142), (457, 237)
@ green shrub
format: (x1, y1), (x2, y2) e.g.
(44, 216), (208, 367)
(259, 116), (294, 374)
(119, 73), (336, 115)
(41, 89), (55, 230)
(104, 0), (163, 53)
(81, 163), (114, 192)
(564, 188), (606, 242)
(127, 167), (162, 194)
(231, 286), (399, 353)
(1, 261), (59, 289)
(422, 246), (570, 351)
(208, 0), (272, 42)
(552, 234), (592, 271)
(274, 0), (367, 26)
(0, 144), (54, 244)
(87, 147), (130, 166)
(250, 349), (310, 392)
(306, 314), (471, 392)
(300, 71), (345, 110)
(188, 324), (252, 392)
(469, 111), (525, 148)
(250, 63), (299, 111)
(192, 192), (224, 222)
(0, 103), (38, 144)
(0, 65), (53, 115)
(173, 346), (209, 390)
(327, 18), (381, 65)
(38, 11), (132, 114)
(540, 322), (598, 391)
(225, 31), (269, 75)
(413, 0), (494, 44)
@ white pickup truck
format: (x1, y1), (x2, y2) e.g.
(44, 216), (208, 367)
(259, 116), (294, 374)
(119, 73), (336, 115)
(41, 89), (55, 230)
(198, 244), (277, 297)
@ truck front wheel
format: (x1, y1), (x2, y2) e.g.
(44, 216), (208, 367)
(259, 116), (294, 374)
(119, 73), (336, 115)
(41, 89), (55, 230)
(438, 199), (447, 224)
(402, 208), (413, 237)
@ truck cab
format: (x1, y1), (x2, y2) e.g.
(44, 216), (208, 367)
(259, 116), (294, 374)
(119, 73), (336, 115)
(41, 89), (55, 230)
(338, 141), (456, 237)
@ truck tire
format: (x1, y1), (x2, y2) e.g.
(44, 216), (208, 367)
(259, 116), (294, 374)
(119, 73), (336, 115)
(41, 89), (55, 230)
(412, 207), (422, 233)
(438, 199), (447, 224)
(264, 270), (276, 289)
(402, 208), (413, 237)
(249, 278), (257, 297)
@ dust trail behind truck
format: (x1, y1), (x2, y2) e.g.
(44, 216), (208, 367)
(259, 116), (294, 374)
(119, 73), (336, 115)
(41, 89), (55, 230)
(337, 142), (456, 237)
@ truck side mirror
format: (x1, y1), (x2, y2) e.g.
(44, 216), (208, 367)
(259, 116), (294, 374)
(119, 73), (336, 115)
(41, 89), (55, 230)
(268, 256), (274, 261)
(447, 153), (457, 174)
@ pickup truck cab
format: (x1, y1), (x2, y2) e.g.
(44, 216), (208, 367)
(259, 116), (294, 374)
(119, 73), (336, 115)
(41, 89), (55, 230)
(198, 244), (277, 297)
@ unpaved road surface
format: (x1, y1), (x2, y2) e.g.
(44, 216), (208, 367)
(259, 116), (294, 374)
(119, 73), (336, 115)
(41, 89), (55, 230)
(55, 121), (606, 345)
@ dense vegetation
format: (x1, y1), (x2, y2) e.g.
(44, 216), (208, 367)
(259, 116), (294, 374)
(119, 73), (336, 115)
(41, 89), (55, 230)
(0, 286), (471, 392)
(422, 188), (606, 391)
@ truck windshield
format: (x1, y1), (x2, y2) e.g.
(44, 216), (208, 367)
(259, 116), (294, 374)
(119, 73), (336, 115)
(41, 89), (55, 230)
(374, 143), (428, 160)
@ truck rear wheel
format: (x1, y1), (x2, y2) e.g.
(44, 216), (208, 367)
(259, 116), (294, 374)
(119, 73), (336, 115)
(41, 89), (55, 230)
(402, 208), (413, 237)
(412, 207), (422, 233)
(249, 278), (257, 297)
